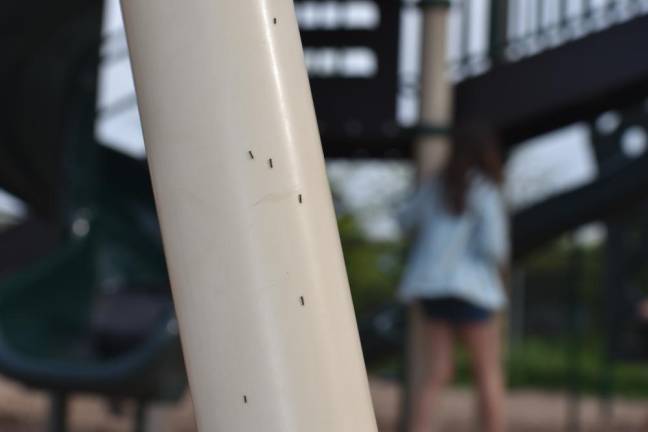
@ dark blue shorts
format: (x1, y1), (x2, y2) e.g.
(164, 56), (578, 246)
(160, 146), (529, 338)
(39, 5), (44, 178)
(419, 297), (492, 324)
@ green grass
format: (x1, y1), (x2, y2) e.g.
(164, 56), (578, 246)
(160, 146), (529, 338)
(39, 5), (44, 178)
(371, 338), (648, 398)
(445, 338), (648, 398)
(503, 339), (648, 398)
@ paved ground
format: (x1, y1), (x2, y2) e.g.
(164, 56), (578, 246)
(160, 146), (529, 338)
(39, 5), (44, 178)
(0, 375), (646, 431)
(369, 378), (648, 432)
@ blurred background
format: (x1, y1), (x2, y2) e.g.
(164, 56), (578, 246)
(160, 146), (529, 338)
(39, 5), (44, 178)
(3, 0), (648, 430)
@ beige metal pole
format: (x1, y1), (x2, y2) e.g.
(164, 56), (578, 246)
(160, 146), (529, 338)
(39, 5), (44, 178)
(120, 1), (377, 431)
(416, 2), (452, 178)
(403, 2), (452, 430)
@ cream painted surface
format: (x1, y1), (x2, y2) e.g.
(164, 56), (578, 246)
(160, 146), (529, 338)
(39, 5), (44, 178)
(404, 5), (452, 430)
(120, 1), (377, 431)
(416, 7), (452, 177)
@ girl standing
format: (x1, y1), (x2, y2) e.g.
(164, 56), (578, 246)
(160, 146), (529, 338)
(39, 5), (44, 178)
(398, 125), (509, 432)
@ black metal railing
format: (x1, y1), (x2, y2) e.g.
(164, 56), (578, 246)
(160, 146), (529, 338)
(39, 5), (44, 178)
(449, 0), (648, 79)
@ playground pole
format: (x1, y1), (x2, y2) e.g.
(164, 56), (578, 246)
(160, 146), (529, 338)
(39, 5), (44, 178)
(416, 1), (452, 178)
(120, 1), (377, 431)
(402, 2), (452, 430)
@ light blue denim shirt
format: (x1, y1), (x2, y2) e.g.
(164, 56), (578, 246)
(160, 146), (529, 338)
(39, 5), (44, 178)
(396, 174), (509, 311)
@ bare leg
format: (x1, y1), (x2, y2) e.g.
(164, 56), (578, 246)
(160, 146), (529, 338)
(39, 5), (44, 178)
(459, 317), (506, 432)
(409, 319), (454, 432)
(403, 303), (427, 431)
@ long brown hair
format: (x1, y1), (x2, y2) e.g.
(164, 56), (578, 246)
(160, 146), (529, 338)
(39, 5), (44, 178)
(442, 122), (503, 214)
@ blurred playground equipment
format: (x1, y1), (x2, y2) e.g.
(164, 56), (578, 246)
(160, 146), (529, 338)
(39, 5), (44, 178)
(0, 2), (185, 431)
(3, 0), (648, 430)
